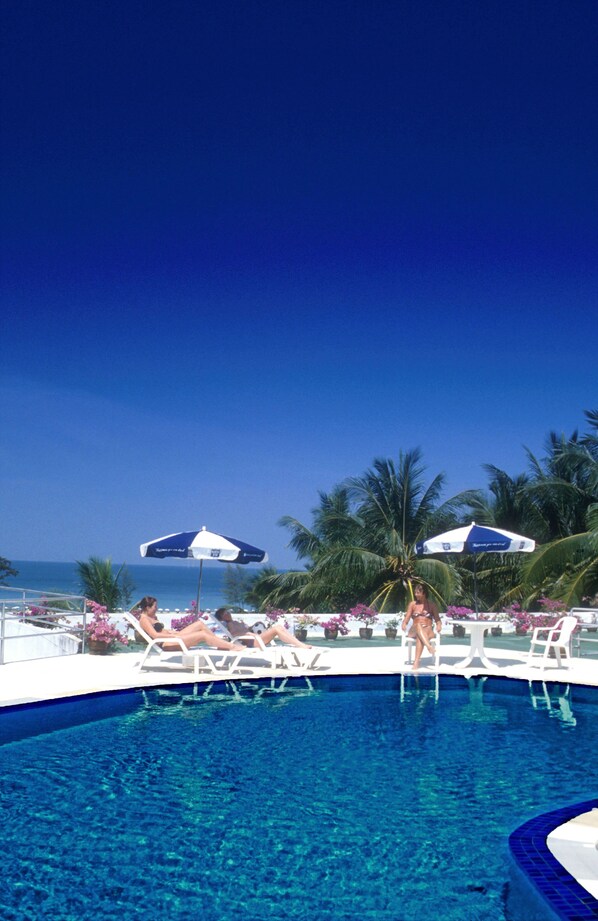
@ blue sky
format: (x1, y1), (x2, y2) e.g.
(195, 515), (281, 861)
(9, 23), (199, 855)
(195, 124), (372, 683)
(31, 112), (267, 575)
(1, 0), (596, 569)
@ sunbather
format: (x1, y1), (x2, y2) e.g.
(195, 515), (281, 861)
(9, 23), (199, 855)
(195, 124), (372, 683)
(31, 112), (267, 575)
(134, 596), (244, 652)
(214, 607), (313, 649)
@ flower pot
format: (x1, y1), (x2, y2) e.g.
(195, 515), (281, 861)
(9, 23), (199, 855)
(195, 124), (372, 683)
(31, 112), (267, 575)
(324, 627), (339, 640)
(359, 627), (373, 639)
(491, 627), (502, 637)
(385, 628), (398, 640)
(515, 625), (528, 636)
(295, 627), (308, 642)
(453, 625), (466, 638)
(87, 639), (113, 655)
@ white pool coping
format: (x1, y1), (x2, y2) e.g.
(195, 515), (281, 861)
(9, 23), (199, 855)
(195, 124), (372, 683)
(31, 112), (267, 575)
(547, 807), (598, 900)
(1, 641), (597, 908)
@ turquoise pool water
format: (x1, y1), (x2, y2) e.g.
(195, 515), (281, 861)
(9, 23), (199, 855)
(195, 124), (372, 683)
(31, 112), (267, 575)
(0, 675), (596, 920)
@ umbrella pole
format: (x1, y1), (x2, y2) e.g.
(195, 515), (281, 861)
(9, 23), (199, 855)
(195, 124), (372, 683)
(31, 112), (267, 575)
(473, 555), (479, 616)
(196, 559), (204, 613)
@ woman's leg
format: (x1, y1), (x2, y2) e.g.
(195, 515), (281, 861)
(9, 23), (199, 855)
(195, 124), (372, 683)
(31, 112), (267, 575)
(179, 623), (244, 651)
(412, 623), (435, 668)
(260, 624), (312, 649)
(416, 622), (436, 656)
(412, 635), (425, 669)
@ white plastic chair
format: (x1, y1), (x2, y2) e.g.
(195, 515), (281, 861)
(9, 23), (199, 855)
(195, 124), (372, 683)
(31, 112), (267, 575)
(401, 626), (441, 668)
(527, 615), (578, 670)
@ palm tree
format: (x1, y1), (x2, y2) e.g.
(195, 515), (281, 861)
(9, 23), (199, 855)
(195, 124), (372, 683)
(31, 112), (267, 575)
(271, 450), (477, 611)
(459, 466), (545, 609)
(522, 410), (598, 605)
(272, 487), (366, 611)
(76, 557), (134, 610)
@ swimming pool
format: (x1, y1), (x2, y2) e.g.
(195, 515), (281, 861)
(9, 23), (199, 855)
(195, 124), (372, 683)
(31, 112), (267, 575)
(0, 674), (596, 920)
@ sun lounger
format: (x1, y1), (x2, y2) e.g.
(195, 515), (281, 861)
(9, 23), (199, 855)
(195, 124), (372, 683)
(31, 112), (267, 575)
(123, 612), (253, 677)
(205, 616), (326, 672)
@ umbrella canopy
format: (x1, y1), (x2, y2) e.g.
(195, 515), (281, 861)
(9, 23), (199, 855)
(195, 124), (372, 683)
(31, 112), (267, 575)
(140, 526), (268, 609)
(416, 522), (535, 556)
(415, 521), (535, 614)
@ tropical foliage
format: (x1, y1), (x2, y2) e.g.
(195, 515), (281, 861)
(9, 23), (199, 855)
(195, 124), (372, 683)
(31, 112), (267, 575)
(76, 557), (135, 611)
(260, 410), (598, 613)
(0, 556), (18, 585)
(262, 449), (479, 612)
(222, 564), (254, 609)
(520, 410), (598, 606)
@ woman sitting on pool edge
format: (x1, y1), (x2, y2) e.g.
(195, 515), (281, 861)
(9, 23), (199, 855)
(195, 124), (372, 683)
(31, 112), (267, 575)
(214, 608), (314, 650)
(401, 583), (442, 670)
(135, 596), (245, 652)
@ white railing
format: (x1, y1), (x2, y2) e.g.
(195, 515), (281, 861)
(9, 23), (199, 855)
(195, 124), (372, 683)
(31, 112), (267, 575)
(0, 586), (87, 664)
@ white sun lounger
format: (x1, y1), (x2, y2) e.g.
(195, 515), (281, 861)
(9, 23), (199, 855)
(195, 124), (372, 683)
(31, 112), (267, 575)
(206, 616), (327, 672)
(123, 612), (256, 677)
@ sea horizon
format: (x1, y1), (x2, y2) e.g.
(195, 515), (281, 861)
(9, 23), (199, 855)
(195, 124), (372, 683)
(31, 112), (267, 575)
(2, 559), (257, 612)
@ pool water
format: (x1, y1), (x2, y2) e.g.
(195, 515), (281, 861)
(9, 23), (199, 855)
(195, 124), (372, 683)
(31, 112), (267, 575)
(0, 674), (596, 921)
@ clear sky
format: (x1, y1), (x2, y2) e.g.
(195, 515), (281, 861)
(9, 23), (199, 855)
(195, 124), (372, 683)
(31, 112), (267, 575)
(1, 0), (596, 570)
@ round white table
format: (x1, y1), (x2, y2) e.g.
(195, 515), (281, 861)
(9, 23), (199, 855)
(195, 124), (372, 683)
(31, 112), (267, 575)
(447, 619), (503, 669)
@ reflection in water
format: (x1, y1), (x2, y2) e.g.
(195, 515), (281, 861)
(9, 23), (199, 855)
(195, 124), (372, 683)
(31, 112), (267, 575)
(400, 671), (439, 703)
(458, 677), (508, 724)
(528, 681), (577, 727)
(140, 676), (318, 710)
(401, 675), (578, 729)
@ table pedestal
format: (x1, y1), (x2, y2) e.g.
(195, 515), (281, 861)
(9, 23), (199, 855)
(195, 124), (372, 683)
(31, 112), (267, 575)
(449, 621), (502, 669)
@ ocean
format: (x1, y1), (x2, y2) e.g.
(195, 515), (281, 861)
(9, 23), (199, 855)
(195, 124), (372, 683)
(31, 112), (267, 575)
(3, 560), (235, 611)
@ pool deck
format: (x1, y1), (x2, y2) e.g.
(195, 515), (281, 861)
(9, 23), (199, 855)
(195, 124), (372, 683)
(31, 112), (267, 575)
(1, 640), (597, 912)
(4, 635), (597, 706)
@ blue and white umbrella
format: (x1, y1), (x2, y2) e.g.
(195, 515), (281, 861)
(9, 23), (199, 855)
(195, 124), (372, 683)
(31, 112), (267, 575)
(415, 521), (535, 614)
(140, 526), (268, 609)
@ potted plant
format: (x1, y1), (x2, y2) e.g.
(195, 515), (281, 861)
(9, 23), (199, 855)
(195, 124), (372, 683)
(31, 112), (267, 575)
(385, 617), (400, 639)
(320, 613), (349, 640)
(350, 604), (379, 639)
(83, 601), (129, 654)
(446, 605), (474, 637)
(294, 613), (320, 642)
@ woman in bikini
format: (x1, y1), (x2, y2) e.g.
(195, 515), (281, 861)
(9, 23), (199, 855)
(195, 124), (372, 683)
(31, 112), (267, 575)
(135, 596), (244, 652)
(402, 583), (442, 670)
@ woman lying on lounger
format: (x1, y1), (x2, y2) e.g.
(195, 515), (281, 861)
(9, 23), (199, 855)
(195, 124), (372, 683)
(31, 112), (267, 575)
(135, 597), (245, 652)
(214, 608), (313, 650)
(402, 583), (442, 670)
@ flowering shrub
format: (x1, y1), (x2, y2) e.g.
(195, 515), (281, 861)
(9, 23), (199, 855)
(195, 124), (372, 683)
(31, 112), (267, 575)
(385, 617), (401, 630)
(446, 606), (474, 620)
(506, 598), (566, 633)
(83, 601), (128, 646)
(320, 612), (350, 636)
(265, 608), (289, 629)
(171, 601), (214, 631)
(538, 597), (567, 615)
(350, 604), (379, 627)
(171, 612), (198, 630)
(19, 601), (65, 628)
